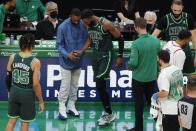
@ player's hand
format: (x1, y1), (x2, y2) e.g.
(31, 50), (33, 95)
(67, 52), (79, 62)
(115, 56), (123, 68)
(39, 101), (44, 113)
(73, 50), (83, 56)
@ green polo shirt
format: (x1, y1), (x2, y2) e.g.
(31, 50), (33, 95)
(15, 0), (45, 22)
(0, 4), (6, 33)
(128, 34), (160, 82)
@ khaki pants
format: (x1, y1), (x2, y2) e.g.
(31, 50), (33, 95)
(58, 67), (81, 104)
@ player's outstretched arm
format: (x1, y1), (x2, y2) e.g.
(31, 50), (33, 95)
(32, 59), (44, 112)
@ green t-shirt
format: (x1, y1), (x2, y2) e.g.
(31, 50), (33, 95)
(128, 34), (161, 82)
(0, 4), (6, 33)
(15, 0), (45, 22)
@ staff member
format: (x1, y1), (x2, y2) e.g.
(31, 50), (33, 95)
(153, 50), (183, 131)
(36, 1), (62, 40)
(15, 0), (45, 22)
(144, 11), (157, 34)
(127, 18), (160, 131)
(56, 8), (88, 120)
(0, 0), (16, 33)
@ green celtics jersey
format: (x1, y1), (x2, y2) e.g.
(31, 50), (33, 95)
(11, 53), (35, 89)
(87, 17), (113, 52)
(168, 67), (183, 101)
(165, 12), (188, 41)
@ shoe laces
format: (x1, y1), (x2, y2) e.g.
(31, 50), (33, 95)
(100, 113), (110, 121)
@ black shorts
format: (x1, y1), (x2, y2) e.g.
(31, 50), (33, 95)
(8, 86), (36, 122)
(91, 51), (114, 79)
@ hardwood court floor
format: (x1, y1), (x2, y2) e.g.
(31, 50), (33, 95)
(0, 102), (156, 131)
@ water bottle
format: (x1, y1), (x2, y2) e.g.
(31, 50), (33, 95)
(119, 20), (124, 29)
(10, 34), (14, 45)
(114, 18), (119, 28)
(6, 16), (11, 27)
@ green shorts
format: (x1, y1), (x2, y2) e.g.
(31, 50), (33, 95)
(8, 86), (36, 122)
(91, 50), (114, 79)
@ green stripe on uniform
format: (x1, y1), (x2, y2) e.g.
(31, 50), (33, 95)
(19, 118), (35, 123)
(96, 51), (111, 78)
(7, 114), (19, 119)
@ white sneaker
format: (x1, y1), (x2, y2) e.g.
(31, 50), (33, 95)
(97, 112), (116, 126)
(58, 102), (67, 120)
(66, 100), (80, 117)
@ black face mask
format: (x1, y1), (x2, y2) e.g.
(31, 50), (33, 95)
(89, 20), (96, 27)
(50, 11), (58, 19)
(146, 24), (154, 33)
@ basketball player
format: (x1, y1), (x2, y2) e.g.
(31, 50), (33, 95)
(78, 9), (122, 126)
(5, 34), (44, 131)
(163, 29), (192, 70)
(153, 0), (196, 74)
(178, 74), (196, 131)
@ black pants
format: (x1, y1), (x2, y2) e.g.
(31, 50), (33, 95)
(96, 78), (112, 114)
(132, 79), (157, 131)
(162, 115), (180, 131)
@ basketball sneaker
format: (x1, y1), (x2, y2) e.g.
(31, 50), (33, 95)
(97, 112), (116, 126)
(66, 100), (80, 117)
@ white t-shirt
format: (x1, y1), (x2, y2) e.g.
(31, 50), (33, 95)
(158, 65), (183, 115)
(163, 41), (186, 70)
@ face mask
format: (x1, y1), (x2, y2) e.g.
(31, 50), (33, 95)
(146, 24), (153, 33)
(50, 11), (58, 19)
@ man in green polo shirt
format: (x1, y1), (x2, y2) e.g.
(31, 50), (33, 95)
(127, 18), (160, 131)
(0, 0), (16, 33)
(15, 0), (45, 22)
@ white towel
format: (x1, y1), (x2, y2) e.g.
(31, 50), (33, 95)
(150, 97), (163, 131)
